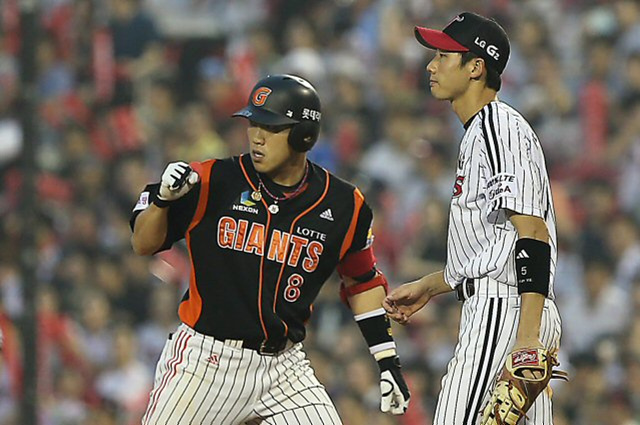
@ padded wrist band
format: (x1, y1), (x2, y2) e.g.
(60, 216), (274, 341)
(354, 308), (396, 357)
(151, 186), (172, 208)
(515, 238), (550, 297)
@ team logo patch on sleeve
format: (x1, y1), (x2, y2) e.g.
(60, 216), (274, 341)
(485, 172), (518, 202)
(133, 191), (150, 211)
(365, 225), (375, 248)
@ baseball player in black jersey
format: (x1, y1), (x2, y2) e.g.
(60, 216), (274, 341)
(383, 13), (564, 425)
(131, 74), (410, 424)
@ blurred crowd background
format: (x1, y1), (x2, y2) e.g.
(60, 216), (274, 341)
(0, 0), (639, 424)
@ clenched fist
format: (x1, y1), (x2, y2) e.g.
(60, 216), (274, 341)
(157, 161), (200, 204)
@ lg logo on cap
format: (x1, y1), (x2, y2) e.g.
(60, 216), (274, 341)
(474, 37), (500, 60)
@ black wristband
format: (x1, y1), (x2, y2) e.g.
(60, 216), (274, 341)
(150, 186), (172, 208)
(354, 308), (396, 358)
(515, 238), (550, 297)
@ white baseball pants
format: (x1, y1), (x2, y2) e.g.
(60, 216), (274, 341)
(433, 285), (562, 425)
(142, 324), (342, 425)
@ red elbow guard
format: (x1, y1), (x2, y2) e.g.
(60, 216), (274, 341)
(337, 246), (377, 278)
(339, 273), (389, 305)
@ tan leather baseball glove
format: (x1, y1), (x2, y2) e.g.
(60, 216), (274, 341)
(480, 348), (569, 425)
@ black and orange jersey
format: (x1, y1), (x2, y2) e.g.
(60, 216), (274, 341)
(130, 154), (373, 344)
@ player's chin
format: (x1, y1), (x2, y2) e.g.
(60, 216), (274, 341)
(429, 87), (448, 100)
(252, 160), (276, 176)
(251, 155), (267, 171)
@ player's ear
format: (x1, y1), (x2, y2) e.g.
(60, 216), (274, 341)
(469, 58), (485, 81)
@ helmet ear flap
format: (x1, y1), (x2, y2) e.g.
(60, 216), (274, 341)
(288, 121), (320, 152)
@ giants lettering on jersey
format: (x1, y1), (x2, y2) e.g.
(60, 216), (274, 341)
(217, 216), (324, 272)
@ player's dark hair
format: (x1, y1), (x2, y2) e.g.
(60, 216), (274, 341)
(460, 51), (502, 91)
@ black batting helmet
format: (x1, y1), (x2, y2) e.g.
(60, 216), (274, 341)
(232, 74), (322, 152)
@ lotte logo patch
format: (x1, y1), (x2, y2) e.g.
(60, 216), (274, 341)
(252, 87), (272, 106)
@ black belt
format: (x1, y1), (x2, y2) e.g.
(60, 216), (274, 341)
(178, 326), (292, 356)
(455, 278), (475, 302)
(239, 338), (290, 356)
(181, 326), (292, 356)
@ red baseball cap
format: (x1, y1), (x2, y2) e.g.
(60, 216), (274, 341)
(415, 12), (510, 74)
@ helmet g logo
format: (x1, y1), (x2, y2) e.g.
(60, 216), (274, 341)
(252, 87), (272, 106)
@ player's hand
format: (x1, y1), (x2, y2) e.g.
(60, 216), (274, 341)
(383, 280), (431, 325)
(378, 356), (410, 415)
(158, 161), (200, 202)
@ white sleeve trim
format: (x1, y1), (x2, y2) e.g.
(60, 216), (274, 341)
(443, 266), (462, 289)
(354, 308), (386, 322)
(369, 341), (396, 355)
(487, 199), (544, 224)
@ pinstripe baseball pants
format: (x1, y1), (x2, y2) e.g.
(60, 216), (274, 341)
(142, 324), (342, 425)
(433, 286), (562, 425)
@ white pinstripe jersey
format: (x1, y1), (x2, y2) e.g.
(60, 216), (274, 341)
(444, 101), (557, 299)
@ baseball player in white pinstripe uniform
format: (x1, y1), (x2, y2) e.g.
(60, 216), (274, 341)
(383, 12), (564, 425)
